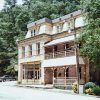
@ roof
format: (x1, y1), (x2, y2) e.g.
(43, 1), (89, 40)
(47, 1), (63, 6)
(27, 10), (81, 28)
(52, 10), (81, 23)
(42, 56), (85, 67)
(27, 18), (52, 28)
(44, 34), (78, 47)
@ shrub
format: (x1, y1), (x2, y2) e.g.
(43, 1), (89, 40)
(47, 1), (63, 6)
(92, 86), (100, 96)
(85, 88), (93, 95)
(72, 82), (77, 93)
(17, 81), (21, 84)
(84, 82), (95, 90)
(54, 86), (66, 90)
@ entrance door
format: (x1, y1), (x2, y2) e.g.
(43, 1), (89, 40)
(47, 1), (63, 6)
(35, 70), (40, 80)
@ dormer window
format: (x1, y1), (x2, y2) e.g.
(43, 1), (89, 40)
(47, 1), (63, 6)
(31, 29), (36, 36)
(57, 25), (61, 33)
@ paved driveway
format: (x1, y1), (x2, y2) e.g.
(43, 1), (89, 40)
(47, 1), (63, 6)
(0, 81), (99, 100)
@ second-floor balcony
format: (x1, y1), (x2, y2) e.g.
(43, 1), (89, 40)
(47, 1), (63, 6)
(45, 47), (75, 59)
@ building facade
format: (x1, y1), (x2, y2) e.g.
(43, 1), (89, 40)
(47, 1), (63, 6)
(18, 10), (89, 86)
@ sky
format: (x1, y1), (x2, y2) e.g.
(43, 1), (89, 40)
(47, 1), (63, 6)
(0, 0), (23, 10)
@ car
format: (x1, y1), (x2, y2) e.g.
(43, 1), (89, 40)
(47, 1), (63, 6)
(0, 75), (16, 82)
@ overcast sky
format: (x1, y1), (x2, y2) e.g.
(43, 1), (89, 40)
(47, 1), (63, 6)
(0, 0), (23, 10)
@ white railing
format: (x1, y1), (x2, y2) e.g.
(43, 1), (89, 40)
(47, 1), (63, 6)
(54, 77), (77, 86)
(45, 49), (75, 59)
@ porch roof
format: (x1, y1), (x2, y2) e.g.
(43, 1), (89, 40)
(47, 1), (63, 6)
(42, 56), (85, 67)
(44, 35), (78, 47)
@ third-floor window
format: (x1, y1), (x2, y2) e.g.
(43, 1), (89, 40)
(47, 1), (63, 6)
(31, 29), (36, 36)
(57, 25), (62, 33)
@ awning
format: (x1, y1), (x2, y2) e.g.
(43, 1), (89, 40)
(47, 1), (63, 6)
(42, 56), (85, 67)
(44, 35), (78, 47)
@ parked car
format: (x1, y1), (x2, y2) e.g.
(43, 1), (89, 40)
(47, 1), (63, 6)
(0, 75), (16, 82)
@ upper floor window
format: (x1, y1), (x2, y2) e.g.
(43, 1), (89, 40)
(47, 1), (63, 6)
(22, 46), (25, 58)
(57, 25), (62, 33)
(36, 42), (40, 55)
(29, 45), (32, 57)
(31, 29), (36, 36)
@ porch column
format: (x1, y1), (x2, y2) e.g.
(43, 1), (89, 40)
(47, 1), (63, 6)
(64, 67), (67, 86)
(34, 63), (35, 82)
(23, 66), (26, 79)
(41, 67), (45, 84)
(53, 46), (55, 58)
(18, 63), (23, 83)
(53, 68), (54, 85)
(51, 67), (55, 86)
(64, 43), (67, 56)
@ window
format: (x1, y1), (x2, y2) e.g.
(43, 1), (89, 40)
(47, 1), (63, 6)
(57, 25), (61, 33)
(22, 47), (25, 58)
(66, 68), (69, 77)
(79, 67), (82, 79)
(36, 42), (40, 55)
(54, 45), (58, 52)
(31, 29), (36, 36)
(29, 45), (32, 57)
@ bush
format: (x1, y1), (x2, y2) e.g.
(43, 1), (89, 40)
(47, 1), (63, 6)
(84, 82), (95, 90)
(85, 88), (93, 95)
(17, 81), (21, 84)
(92, 86), (100, 96)
(54, 86), (66, 90)
(72, 82), (77, 93)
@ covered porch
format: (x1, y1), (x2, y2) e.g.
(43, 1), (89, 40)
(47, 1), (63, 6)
(21, 61), (41, 85)
(42, 56), (86, 86)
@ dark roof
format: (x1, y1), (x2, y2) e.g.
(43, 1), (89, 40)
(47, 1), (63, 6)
(27, 10), (82, 28)
(52, 10), (81, 23)
(27, 18), (52, 28)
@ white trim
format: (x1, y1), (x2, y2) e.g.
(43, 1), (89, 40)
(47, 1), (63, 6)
(42, 56), (84, 67)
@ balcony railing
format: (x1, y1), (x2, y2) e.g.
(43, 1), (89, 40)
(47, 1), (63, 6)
(53, 77), (77, 86)
(45, 49), (75, 59)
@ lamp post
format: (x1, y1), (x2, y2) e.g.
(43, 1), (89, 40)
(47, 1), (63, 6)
(68, 14), (80, 94)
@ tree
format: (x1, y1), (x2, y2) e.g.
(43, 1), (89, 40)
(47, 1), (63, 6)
(79, 0), (100, 81)
(0, 0), (81, 75)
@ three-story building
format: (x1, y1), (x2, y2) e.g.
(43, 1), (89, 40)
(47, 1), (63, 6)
(18, 10), (89, 86)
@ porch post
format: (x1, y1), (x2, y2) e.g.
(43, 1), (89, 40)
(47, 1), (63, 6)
(24, 66), (25, 80)
(26, 63), (28, 83)
(64, 43), (67, 56)
(53, 46), (55, 58)
(18, 63), (23, 83)
(52, 67), (55, 86)
(32, 65), (34, 84)
(64, 67), (67, 86)
(34, 63), (35, 82)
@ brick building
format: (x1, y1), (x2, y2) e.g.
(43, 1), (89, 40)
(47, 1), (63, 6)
(17, 10), (90, 86)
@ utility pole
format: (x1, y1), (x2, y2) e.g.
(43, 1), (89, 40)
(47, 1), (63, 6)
(73, 17), (80, 94)
(69, 14), (80, 93)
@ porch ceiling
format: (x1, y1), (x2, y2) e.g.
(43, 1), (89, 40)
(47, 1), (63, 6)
(44, 34), (79, 47)
(42, 56), (85, 67)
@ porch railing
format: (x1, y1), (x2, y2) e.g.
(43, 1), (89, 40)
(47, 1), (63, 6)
(45, 49), (75, 59)
(53, 77), (77, 86)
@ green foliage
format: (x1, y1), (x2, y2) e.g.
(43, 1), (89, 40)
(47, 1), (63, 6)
(0, 0), (80, 74)
(85, 88), (93, 95)
(72, 82), (77, 93)
(79, 0), (100, 68)
(92, 86), (100, 96)
(84, 82), (95, 89)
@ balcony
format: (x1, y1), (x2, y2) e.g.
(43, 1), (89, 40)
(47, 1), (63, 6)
(45, 47), (75, 60)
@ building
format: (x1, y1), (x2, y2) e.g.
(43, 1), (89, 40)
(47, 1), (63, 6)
(17, 10), (90, 86)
